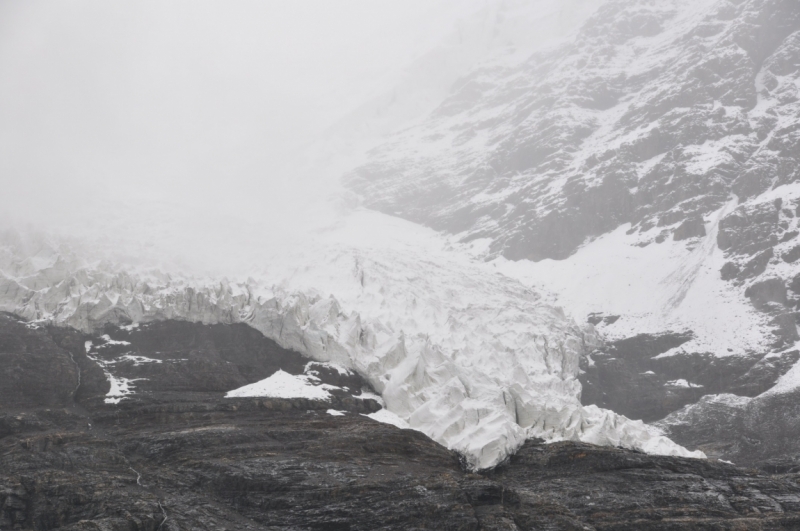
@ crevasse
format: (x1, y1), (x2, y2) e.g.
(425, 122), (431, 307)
(0, 217), (704, 468)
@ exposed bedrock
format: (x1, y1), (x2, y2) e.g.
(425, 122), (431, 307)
(0, 318), (79, 410)
(580, 333), (799, 421)
(3, 314), (800, 530)
(657, 388), (800, 470)
(579, 328), (800, 468)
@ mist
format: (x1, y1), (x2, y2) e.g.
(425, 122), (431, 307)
(0, 0), (601, 277)
(0, 0), (487, 230)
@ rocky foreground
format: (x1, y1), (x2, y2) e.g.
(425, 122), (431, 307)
(3, 313), (800, 530)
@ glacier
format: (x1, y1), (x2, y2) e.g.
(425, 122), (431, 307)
(0, 208), (702, 468)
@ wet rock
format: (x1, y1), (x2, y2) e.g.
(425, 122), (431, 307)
(660, 387), (800, 471)
(580, 332), (710, 422)
(762, 455), (800, 475)
(486, 440), (800, 530)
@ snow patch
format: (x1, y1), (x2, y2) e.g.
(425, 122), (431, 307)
(364, 408), (412, 430)
(105, 374), (141, 403)
(116, 354), (163, 366)
(225, 370), (338, 401)
(665, 379), (703, 389)
(356, 390), (385, 406)
(305, 361), (352, 376)
(98, 334), (131, 347)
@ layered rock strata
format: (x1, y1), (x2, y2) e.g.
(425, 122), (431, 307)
(3, 314), (800, 531)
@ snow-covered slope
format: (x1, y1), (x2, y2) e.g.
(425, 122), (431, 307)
(0, 209), (701, 468)
(495, 198), (769, 357)
(347, 0), (800, 261)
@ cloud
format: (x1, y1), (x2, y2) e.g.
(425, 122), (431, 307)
(0, 0), (481, 228)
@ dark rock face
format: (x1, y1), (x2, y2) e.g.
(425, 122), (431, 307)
(487, 440), (800, 530)
(579, 327), (800, 468)
(581, 333), (706, 423)
(41, 316), (377, 408)
(85, 320), (313, 395)
(672, 216), (707, 241)
(587, 313), (620, 326)
(3, 313), (800, 530)
(0, 318), (78, 410)
(745, 278), (789, 308)
(658, 388), (800, 470)
(718, 201), (781, 261)
(783, 245), (800, 263)
(580, 332), (799, 421)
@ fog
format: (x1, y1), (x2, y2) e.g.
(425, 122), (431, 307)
(0, 0), (600, 275)
(0, 0), (487, 226)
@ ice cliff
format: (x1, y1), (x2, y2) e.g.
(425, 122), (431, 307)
(0, 210), (702, 468)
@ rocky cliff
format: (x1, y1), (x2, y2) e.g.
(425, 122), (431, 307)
(3, 313), (800, 530)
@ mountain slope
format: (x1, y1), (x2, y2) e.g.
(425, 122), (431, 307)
(347, 0), (800, 261)
(344, 0), (800, 465)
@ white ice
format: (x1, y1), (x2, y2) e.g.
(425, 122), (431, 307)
(0, 206), (704, 468)
(363, 409), (412, 430)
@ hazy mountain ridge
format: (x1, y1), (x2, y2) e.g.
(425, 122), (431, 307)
(347, 0), (800, 260)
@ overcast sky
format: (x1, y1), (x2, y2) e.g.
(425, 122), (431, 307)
(0, 0), (488, 225)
